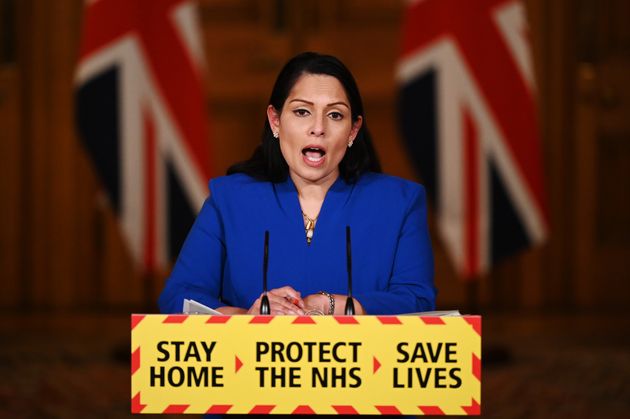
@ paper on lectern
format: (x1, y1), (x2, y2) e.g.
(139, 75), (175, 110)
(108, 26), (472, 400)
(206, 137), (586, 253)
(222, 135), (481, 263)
(182, 299), (223, 315)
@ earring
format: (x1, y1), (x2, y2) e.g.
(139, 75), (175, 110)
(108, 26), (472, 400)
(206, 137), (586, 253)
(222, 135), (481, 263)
(273, 131), (279, 139)
(348, 139), (354, 148)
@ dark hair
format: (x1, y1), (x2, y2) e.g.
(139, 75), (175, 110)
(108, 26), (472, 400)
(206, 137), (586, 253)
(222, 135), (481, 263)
(227, 52), (381, 183)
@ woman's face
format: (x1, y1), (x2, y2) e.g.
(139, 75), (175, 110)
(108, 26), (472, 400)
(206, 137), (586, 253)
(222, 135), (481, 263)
(268, 74), (362, 187)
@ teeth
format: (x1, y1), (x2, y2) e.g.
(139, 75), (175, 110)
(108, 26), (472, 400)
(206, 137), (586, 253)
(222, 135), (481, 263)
(306, 155), (323, 162)
(302, 147), (325, 154)
(303, 146), (325, 163)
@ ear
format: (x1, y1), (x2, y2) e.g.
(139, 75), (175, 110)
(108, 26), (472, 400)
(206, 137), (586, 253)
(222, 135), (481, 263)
(349, 115), (363, 142)
(267, 105), (280, 133)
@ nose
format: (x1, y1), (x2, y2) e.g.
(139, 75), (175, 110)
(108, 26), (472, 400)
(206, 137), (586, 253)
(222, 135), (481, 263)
(309, 114), (325, 137)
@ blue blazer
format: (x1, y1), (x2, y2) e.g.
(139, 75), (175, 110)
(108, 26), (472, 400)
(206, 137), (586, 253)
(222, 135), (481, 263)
(158, 172), (436, 314)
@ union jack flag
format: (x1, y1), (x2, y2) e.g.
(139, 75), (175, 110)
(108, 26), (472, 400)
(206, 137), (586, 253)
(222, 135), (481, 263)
(397, 0), (548, 279)
(75, 0), (211, 273)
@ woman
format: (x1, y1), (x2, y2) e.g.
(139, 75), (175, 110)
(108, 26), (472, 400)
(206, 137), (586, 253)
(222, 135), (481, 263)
(159, 52), (436, 316)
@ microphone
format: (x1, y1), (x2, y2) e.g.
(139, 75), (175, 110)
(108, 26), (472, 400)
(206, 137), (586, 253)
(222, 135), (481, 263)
(260, 231), (270, 315)
(345, 226), (355, 315)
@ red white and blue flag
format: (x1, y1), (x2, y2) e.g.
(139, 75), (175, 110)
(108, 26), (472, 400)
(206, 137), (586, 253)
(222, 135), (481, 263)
(397, 0), (548, 279)
(75, 0), (211, 273)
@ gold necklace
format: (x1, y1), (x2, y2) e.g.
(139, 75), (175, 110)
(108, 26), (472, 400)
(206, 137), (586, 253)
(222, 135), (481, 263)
(301, 211), (318, 245)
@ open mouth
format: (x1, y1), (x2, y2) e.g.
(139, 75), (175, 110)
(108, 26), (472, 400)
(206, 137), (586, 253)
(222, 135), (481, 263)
(302, 146), (326, 162)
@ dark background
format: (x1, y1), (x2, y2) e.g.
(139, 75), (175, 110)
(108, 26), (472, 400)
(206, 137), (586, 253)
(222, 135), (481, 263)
(0, 0), (628, 417)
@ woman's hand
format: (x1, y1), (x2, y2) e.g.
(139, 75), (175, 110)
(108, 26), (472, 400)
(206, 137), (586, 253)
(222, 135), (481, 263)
(303, 293), (330, 315)
(247, 286), (305, 315)
(303, 293), (366, 315)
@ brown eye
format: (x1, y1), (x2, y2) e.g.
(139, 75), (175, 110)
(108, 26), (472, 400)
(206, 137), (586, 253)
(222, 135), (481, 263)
(294, 109), (310, 117)
(329, 111), (343, 120)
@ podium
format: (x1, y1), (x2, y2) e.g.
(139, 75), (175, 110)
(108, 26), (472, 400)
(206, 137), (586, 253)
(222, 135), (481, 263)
(131, 314), (481, 415)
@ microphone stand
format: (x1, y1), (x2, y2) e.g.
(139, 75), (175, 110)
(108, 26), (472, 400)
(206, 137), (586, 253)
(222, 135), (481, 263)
(260, 231), (270, 314)
(345, 226), (355, 315)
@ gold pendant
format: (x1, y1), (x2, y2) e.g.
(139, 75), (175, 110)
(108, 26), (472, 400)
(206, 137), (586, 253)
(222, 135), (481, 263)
(302, 211), (317, 245)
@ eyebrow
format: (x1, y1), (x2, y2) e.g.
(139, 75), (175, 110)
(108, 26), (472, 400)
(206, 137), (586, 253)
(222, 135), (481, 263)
(288, 99), (350, 109)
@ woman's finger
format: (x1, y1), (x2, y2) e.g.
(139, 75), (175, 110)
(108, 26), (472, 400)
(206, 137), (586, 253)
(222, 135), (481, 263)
(269, 286), (300, 297)
(268, 294), (304, 315)
(247, 297), (261, 315)
(269, 286), (305, 308)
(249, 291), (305, 315)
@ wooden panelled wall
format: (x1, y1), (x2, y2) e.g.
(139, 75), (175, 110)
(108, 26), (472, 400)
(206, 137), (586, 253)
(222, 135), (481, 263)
(0, 0), (628, 311)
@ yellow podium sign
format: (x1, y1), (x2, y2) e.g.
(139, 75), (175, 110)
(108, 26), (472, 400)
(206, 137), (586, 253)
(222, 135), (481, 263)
(131, 314), (481, 415)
